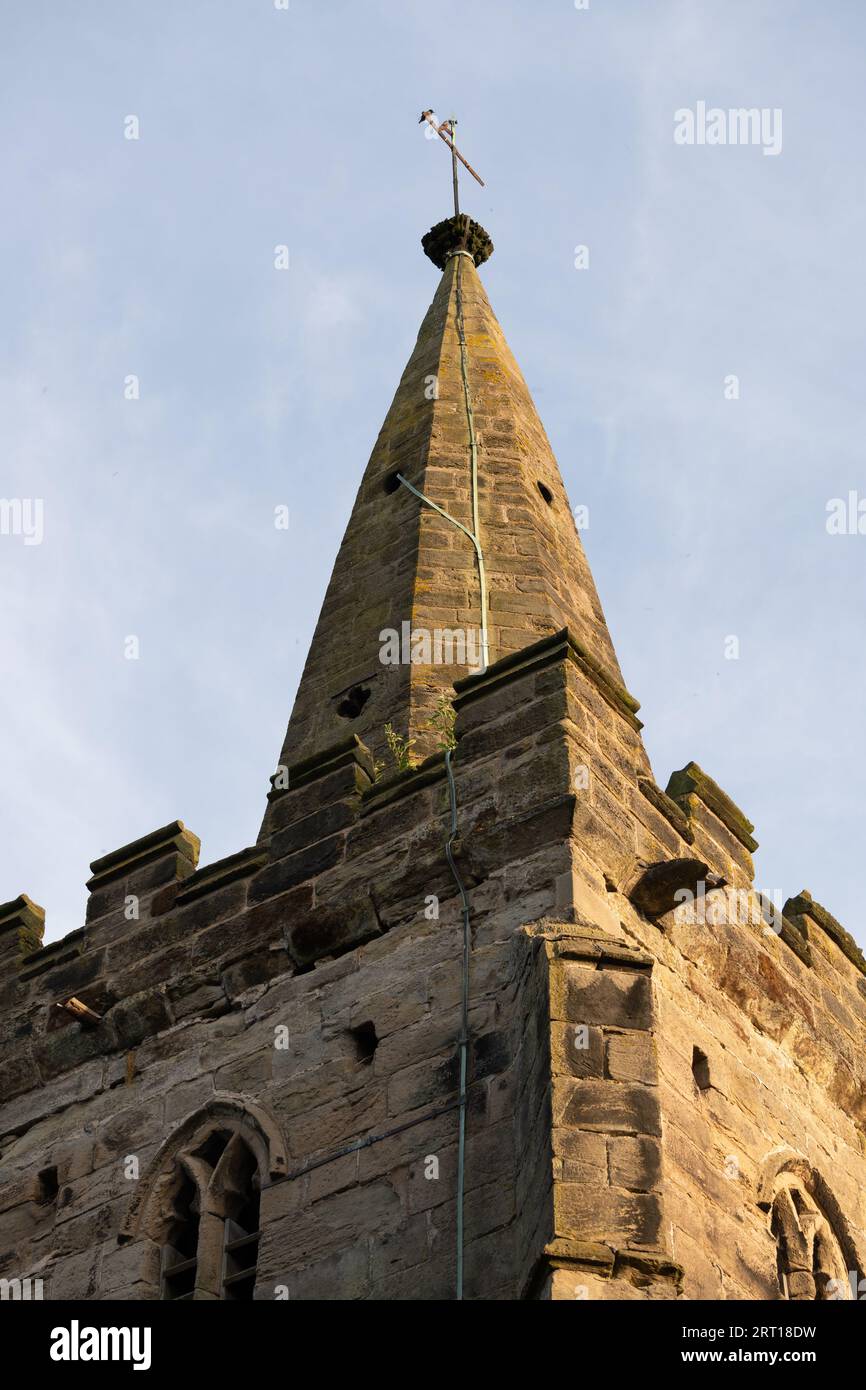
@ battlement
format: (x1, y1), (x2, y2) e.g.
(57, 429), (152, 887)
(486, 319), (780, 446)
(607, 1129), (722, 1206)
(2, 630), (861, 1092)
(1, 624), (864, 1302)
(0, 895), (45, 964)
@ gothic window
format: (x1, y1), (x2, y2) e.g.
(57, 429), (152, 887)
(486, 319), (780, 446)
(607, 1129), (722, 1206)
(120, 1095), (286, 1300)
(160, 1168), (200, 1300)
(157, 1128), (262, 1301)
(770, 1177), (850, 1301)
(214, 1132), (261, 1301)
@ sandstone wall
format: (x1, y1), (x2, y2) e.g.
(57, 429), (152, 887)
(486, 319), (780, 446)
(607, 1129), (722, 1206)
(1, 631), (863, 1301)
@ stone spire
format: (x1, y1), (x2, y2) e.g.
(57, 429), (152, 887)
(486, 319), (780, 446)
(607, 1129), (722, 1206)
(262, 216), (644, 826)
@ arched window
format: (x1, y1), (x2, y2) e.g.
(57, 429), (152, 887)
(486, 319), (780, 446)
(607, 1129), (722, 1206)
(120, 1095), (286, 1302)
(758, 1151), (858, 1302)
(770, 1178), (849, 1301)
(159, 1129), (261, 1301)
(160, 1167), (201, 1300)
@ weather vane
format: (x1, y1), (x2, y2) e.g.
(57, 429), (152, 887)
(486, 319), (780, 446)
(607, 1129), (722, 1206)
(418, 109), (485, 217)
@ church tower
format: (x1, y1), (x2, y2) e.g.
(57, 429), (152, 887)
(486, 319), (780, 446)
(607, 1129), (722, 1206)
(1, 213), (864, 1303)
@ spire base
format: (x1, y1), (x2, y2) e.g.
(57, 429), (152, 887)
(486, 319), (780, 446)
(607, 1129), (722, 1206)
(422, 214), (493, 270)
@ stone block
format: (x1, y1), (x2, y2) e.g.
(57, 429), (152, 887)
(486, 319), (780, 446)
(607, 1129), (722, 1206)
(553, 1077), (661, 1136)
(605, 1031), (658, 1085)
(608, 1136), (662, 1192)
(248, 836), (346, 904)
(551, 1022), (605, 1079)
(553, 962), (653, 1031)
(287, 896), (381, 967)
(108, 989), (172, 1049)
(554, 1184), (662, 1247)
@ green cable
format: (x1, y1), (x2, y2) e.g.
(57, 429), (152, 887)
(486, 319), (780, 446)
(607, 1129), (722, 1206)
(444, 747), (471, 1300)
(453, 253), (489, 671)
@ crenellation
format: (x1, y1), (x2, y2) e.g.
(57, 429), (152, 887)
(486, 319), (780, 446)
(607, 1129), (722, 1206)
(666, 761), (758, 851)
(785, 888), (866, 978)
(85, 820), (201, 927)
(173, 846), (267, 905)
(0, 895), (46, 967)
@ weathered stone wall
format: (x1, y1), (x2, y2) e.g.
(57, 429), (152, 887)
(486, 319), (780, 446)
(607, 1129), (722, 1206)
(1, 631), (864, 1300)
(3, 625), (865, 1302)
(522, 641), (866, 1301)
(0, 636), (598, 1300)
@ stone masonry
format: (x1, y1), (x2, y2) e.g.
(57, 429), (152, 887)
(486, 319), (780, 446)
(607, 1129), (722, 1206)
(1, 217), (864, 1301)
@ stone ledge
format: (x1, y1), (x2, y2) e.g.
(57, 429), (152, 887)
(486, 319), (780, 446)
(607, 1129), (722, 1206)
(784, 889), (865, 977)
(360, 750), (446, 814)
(613, 1248), (684, 1289)
(453, 627), (568, 705)
(267, 734), (375, 801)
(175, 846), (267, 905)
(454, 627), (643, 732)
(544, 1236), (615, 1272)
(525, 919), (655, 971)
(532, 1240), (682, 1293)
(628, 858), (714, 920)
(87, 820), (201, 892)
(19, 927), (86, 981)
(665, 761), (758, 852)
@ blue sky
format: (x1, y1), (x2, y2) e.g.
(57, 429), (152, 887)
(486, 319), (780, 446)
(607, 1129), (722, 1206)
(1, 0), (864, 949)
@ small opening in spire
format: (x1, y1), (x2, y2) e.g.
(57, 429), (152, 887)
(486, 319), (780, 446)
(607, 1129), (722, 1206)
(383, 471), (402, 495)
(336, 685), (371, 720)
(537, 481), (554, 506)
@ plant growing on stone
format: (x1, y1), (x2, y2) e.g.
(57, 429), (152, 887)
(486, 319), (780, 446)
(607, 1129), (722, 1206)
(383, 722), (418, 772)
(426, 695), (456, 752)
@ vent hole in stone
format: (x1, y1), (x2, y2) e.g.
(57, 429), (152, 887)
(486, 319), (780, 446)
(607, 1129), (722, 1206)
(349, 1020), (378, 1064)
(383, 471), (402, 495)
(692, 1046), (711, 1091)
(537, 481), (554, 505)
(37, 1166), (59, 1205)
(336, 685), (371, 720)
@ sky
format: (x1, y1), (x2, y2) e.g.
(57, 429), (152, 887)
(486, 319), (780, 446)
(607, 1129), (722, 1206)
(1, 0), (864, 950)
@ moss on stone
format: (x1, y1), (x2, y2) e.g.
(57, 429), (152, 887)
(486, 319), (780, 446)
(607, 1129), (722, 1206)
(665, 761), (758, 852)
(0, 893), (46, 958)
(784, 889), (866, 976)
